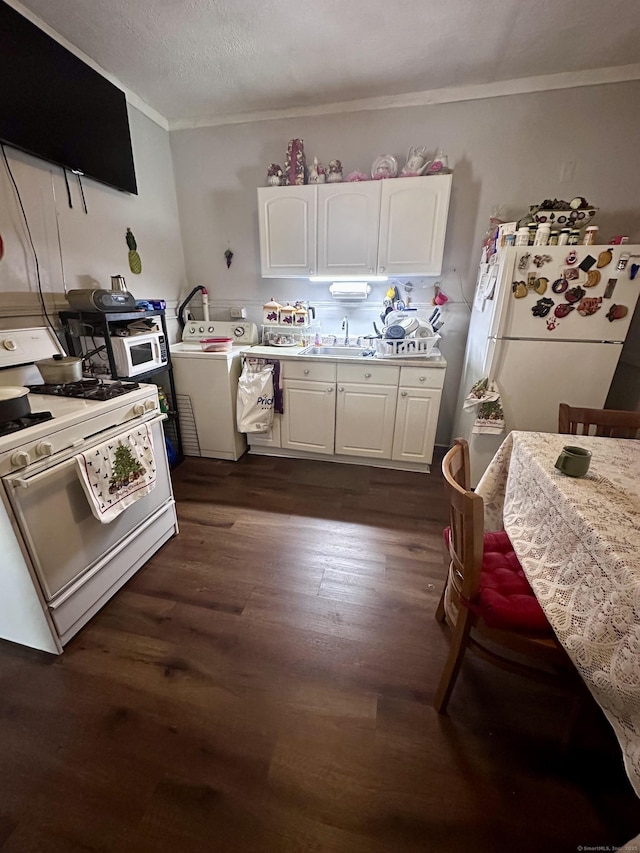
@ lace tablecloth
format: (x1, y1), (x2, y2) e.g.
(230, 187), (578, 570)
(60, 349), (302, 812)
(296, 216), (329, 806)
(476, 431), (640, 796)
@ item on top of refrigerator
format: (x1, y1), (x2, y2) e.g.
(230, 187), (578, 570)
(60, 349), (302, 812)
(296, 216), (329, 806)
(515, 227), (529, 246)
(577, 296), (603, 317)
(527, 223), (538, 245)
(606, 304), (628, 322)
(549, 231), (559, 246)
(609, 236), (629, 245)
(568, 230), (581, 245)
(597, 249), (613, 268)
(558, 228), (571, 245)
(534, 224), (550, 246)
(583, 226), (599, 245)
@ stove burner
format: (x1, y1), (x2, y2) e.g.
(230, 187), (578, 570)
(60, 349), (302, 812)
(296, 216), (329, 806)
(29, 379), (140, 401)
(0, 411), (54, 437)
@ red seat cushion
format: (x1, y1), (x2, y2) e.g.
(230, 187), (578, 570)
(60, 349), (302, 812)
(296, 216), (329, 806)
(443, 527), (551, 633)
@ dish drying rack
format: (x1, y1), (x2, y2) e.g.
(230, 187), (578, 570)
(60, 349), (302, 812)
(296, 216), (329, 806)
(261, 322), (320, 347)
(374, 335), (441, 358)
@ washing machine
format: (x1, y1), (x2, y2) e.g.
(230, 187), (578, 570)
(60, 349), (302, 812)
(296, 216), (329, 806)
(170, 321), (258, 460)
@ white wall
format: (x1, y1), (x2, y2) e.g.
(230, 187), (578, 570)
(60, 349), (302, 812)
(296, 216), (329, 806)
(169, 80), (640, 443)
(0, 105), (186, 330)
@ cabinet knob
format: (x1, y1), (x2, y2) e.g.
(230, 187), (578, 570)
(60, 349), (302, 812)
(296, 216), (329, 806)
(379, 266), (385, 273)
(338, 387), (343, 392)
(309, 268), (314, 274)
(419, 376), (426, 382)
(369, 268), (374, 273)
(401, 391), (408, 397)
(364, 373), (371, 379)
(304, 368), (310, 375)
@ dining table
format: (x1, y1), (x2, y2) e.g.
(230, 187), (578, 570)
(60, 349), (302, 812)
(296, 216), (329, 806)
(475, 430), (640, 796)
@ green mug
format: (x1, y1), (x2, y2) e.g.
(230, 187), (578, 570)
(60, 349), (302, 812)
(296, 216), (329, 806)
(554, 445), (592, 477)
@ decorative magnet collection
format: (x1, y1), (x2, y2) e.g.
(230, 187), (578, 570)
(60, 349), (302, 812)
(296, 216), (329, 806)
(513, 245), (633, 331)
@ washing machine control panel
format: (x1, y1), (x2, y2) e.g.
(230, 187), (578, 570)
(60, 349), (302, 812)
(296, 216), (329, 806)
(181, 320), (259, 346)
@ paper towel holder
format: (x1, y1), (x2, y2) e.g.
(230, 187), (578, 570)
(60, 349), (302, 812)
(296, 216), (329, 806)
(329, 282), (371, 301)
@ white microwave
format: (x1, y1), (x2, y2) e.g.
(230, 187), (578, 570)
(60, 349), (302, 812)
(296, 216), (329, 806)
(110, 330), (168, 378)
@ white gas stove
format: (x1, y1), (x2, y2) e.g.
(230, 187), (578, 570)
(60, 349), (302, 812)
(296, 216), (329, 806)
(0, 327), (178, 654)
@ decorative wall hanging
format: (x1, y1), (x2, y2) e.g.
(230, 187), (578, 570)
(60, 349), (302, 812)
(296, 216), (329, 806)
(125, 228), (142, 275)
(224, 248), (234, 269)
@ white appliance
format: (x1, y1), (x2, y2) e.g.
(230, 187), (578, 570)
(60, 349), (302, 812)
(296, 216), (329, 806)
(0, 327), (178, 654)
(452, 244), (640, 486)
(170, 320), (258, 460)
(110, 326), (168, 377)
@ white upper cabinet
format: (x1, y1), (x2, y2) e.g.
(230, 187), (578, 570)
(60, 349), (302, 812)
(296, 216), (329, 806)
(317, 183), (381, 276)
(377, 175), (452, 276)
(257, 175), (452, 278)
(258, 186), (317, 277)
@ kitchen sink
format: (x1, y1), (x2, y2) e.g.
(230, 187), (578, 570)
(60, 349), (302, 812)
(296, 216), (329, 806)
(299, 345), (374, 359)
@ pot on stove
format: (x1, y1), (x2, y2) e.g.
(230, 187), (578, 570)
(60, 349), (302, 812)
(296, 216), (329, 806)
(0, 387), (31, 423)
(36, 354), (83, 384)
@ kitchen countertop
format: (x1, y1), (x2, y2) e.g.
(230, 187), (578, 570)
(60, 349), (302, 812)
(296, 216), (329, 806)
(240, 345), (447, 368)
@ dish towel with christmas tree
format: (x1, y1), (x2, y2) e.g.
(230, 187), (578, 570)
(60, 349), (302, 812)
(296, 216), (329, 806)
(75, 423), (157, 523)
(463, 377), (505, 435)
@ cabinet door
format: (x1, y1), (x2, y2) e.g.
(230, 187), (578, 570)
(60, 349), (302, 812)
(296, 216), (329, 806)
(258, 187), (317, 277)
(377, 175), (452, 275)
(281, 380), (335, 454)
(392, 387), (442, 465)
(335, 383), (397, 459)
(317, 183), (380, 276)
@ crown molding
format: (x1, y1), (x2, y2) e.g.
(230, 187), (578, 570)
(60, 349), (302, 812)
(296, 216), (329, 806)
(168, 63), (640, 131)
(4, 0), (169, 131)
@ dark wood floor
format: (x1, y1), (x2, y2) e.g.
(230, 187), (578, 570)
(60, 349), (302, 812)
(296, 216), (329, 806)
(0, 451), (638, 852)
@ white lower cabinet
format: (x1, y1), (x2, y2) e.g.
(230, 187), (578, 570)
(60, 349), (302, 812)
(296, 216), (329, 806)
(249, 358), (445, 469)
(392, 386), (442, 464)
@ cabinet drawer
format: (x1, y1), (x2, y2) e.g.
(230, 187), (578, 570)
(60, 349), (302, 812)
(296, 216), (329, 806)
(283, 360), (336, 382)
(399, 366), (445, 389)
(337, 363), (399, 386)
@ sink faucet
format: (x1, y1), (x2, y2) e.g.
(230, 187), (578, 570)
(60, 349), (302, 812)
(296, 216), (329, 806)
(341, 315), (349, 346)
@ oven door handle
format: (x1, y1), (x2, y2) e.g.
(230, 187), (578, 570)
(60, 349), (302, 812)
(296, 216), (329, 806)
(8, 414), (166, 489)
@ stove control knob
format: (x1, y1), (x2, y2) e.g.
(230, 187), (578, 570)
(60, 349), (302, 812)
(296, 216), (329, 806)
(11, 451), (31, 468)
(198, 326), (204, 333)
(208, 326), (214, 333)
(144, 399), (156, 412)
(35, 441), (54, 457)
(2, 339), (17, 351)
(189, 326), (196, 334)
(133, 403), (145, 416)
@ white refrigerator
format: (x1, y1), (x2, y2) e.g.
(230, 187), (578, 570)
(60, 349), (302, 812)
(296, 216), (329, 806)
(452, 244), (640, 485)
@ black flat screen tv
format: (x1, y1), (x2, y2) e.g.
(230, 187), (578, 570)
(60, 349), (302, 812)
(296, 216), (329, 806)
(0, 1), (138, 194)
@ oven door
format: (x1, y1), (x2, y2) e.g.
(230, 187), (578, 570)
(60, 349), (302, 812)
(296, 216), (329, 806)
(2, 416), (173, 601)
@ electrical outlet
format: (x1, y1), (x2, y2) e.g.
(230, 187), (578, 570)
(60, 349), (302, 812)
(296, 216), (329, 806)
(230, 306), (246, 319)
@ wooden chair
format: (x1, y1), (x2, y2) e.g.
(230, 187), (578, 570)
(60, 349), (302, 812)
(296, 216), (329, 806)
(434, 438), (571, 714)
(558, 403), (640, 439)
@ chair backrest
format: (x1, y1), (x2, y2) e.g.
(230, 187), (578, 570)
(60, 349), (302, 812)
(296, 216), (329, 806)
(558, 403), (640, 439)
(441, 439), (485, 602)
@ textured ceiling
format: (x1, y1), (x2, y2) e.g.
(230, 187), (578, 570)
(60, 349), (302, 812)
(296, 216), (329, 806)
(14, 0), (640, 124)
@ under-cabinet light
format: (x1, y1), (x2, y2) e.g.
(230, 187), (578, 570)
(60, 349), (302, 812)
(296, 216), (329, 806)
(308, 275), (388, 283)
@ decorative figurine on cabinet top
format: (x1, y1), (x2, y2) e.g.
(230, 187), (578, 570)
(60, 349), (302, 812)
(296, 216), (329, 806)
(284, 138), (306, 186)
(266, 163), (283, 186)
(327, 159), (343, 183)
(308, 157), (326, 184)
(400, 146), (430, 177)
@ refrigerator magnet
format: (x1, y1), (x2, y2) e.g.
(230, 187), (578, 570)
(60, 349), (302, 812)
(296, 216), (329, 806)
(604, 278), (617, 298)
(565, 285), (586, 303)
(554, 303), (575, 318)
(533, 254), (552, 268)
(566, 250), (578, 265)
(577, 296), (602, 316)
(606, 304), (628, 322)
(517, 253), (530, 271)
(597, 249), (613, 268)
(552, 278), (568, 294)
(533, 277), (548, 295)
(527, 272), (537, 290)
(630, 262), (639, 281)
(531, 297), (554, 317)
(584, 269), (601, 288)
(578, 255), (596, 272)
(512, 281), (528, 298)
(617, 252), (630, 271)
(546, 317), (560, 331)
